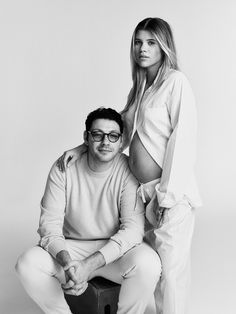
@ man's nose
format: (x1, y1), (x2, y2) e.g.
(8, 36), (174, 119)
(101, 134), (110, 144)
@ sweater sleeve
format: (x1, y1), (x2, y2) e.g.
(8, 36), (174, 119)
(99, 168), (145, 264)
(156, 73), (198, 208)
(37, 162), (67, 258)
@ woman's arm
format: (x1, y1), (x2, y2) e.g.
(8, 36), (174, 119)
(56, 143), (87, 172)
(157, 73), (198, 208)
(120, 110), (132, 152)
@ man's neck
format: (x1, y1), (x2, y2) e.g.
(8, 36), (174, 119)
(87, 154), (115, 173)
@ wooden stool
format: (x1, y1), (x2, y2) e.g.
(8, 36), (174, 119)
(65, 277), (121, 314)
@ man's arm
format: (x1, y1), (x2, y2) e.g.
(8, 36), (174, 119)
(55, 250), (89, 296)
(38, 162), (67, 258)
(57, 250), (105, 282)
(99, 165), (145, 265)
(62, 252), (106, 296)
(39, 161), (96, 296)
(62, 252), (106, 289)
(56, 250), (73, 267)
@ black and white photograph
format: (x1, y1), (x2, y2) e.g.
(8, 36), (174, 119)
(0, 1), (235, 314)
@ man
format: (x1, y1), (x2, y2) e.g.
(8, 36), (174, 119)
(16, 108), (161, 314)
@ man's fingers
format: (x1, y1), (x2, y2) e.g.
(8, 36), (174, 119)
(67, 267), (77, 282)
(63, 288), (78, 296)
(63, 282), (88, 296)
(64, 289), (82, 296)
(77, 282), (88, 295)
(64, 261), (79, 271)
(73, 282), (88, 291)
(62, 279), (75, 290)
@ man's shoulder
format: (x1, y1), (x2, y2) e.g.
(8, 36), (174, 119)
(45, 160), (66, 185)
(114, 153), (138, 182)
(119, 153), (129, 163)
(115, 153), (129, 170)
(47, 160), (60, 174)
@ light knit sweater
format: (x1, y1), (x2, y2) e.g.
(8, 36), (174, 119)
(38, 153), (145, 264)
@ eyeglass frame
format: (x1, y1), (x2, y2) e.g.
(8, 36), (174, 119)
(87, 130), (122, 143)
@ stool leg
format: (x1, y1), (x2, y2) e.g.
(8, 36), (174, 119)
(104, 304), (111, 314)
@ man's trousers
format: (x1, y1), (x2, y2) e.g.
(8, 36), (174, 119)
(15, 240), (161, 314)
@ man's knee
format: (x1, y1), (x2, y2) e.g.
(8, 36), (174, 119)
(124, 244), (162, 283)
(137, 248), (161, 279)
(15, 246), (43, 281)
(16, 249), (34, 279)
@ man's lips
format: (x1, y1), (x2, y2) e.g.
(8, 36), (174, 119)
(98, 148), (112, 152)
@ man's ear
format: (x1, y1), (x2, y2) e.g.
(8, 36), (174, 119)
(83, 131), (89, 145)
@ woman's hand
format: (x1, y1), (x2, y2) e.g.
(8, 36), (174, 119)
(56, 143), (87, 172)
(155, 206), (168, 228)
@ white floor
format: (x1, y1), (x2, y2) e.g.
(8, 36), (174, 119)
(1, 212), (235, 314)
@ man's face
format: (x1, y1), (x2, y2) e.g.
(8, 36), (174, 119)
(85, 118), (122, 166)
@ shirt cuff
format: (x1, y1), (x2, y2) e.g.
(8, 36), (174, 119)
(47, 239), (67, 258)
(98, 240), (121, 264)
(156, 190), (179, 208)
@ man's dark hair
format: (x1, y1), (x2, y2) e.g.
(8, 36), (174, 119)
(85, 107), (123, 133)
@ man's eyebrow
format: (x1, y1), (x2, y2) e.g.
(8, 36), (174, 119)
(91, 129), (120, 133)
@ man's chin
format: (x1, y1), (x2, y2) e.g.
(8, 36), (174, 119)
(98, 149), (112, 156)
(99, 155), (113, 162)
(97, 152), (114, 162)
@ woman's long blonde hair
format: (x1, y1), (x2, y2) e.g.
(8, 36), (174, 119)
(122, 17), (179, 113)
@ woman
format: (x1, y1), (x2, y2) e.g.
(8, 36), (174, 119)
(57, 17), (202, 314)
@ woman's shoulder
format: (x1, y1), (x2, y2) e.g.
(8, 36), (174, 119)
(165, 69), (189, 83)
(163, 69), (192, 92)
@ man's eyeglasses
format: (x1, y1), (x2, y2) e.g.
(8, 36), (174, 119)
(87, 130), (121, 143)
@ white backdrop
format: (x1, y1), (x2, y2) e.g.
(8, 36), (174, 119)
(0, 1), (235, 313)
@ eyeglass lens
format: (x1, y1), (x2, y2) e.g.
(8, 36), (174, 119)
(89, 131), (120, 143)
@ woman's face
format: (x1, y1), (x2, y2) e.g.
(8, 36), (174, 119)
(134, 30), (162, 72)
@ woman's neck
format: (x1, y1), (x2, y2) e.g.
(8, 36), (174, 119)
(146, 65), (160, 88)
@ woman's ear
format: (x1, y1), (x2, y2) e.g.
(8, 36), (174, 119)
(83, 131), (89, 145)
